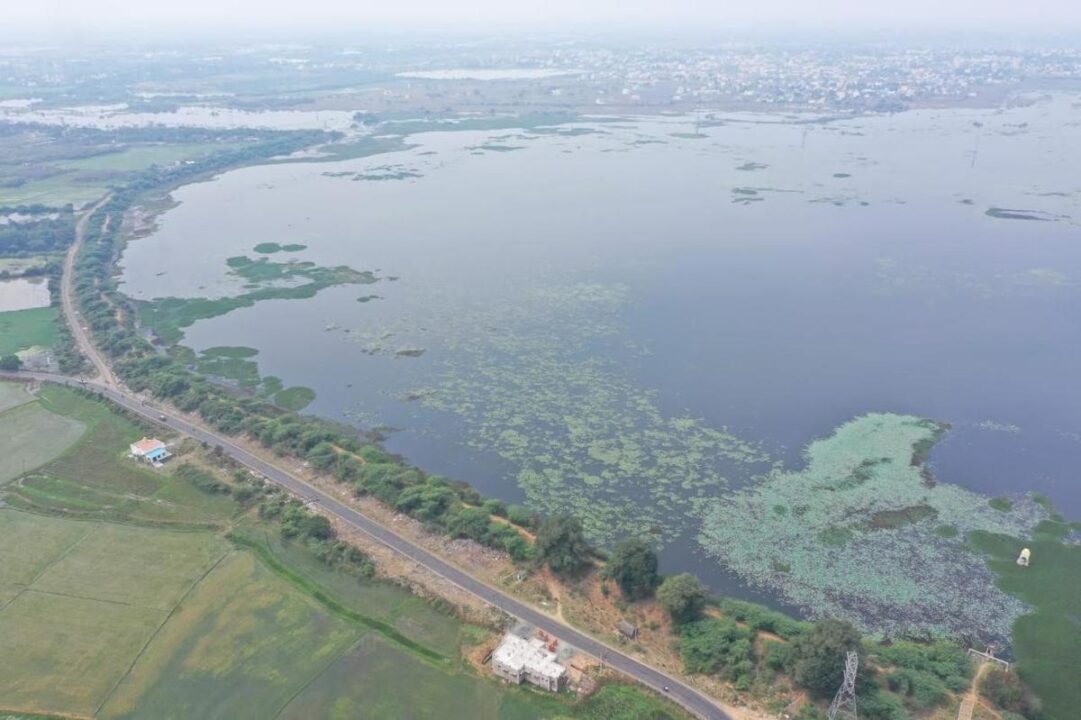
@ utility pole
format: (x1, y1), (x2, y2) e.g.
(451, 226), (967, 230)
(828, 650), (859, 720)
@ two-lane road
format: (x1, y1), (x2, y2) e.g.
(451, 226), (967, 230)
(5, 370), (730, 720)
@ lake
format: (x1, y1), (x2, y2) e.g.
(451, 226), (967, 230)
(119, 95), (1081, 631)
(0, 277), (51, 312)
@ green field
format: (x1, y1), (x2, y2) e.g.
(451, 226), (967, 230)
(0, 381), (33, 413)
(6, 384), (236, 525)
(0, 383), (689, 719)
(0, 398), (85, 484)
(970, 520), (1081, 720)
(60, 143), (245, 173)
(0, 306), (58, 355)
(0, 174), (110, 208)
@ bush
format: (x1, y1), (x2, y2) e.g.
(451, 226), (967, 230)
(789, 619), (862, 697)
(980, 668), (1041, 719)
(657, 573), (707, 624)
(679, 618), (756, 683)
(605, 537), (659, 600)
(446, 507), (490, 540)
(535, 515), (592, 574)
(858, 687), (909, 720)
(716, 598), (808, 640)
(483, 498), (507, 517)
(764, 641), (791, 671)
(174, 463), (230, 494)
(507, 504), (537, 529)
(886, 668), (949, 710)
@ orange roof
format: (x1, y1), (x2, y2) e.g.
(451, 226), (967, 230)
(132, 438), (166, 453)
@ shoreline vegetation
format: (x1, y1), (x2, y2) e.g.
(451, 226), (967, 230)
(32, 117), (1072, 718)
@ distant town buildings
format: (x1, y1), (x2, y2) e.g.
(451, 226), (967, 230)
(491, 633), (567, 692)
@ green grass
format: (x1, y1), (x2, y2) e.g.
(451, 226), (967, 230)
(0, 306), (57, 355)
(969, 520), (1081, 720)
(274, 385), (316, 411)
(0, 173), (110, 208)
(0, 588), (166, 717)
(6, 385), (235, 526)
(0, 398), (85, 485)
(237, 525), (462, 655)
(0, 380), (33, 413)
(60, 143), (244, 173)
(0, 508), (93, 588)
(32, 523), (226, 611)
(99, 550), (360, 720)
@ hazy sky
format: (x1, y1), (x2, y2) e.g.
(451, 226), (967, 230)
(8, 0), (1081, 35)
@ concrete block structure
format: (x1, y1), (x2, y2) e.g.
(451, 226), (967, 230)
(491, 634), (566, 692)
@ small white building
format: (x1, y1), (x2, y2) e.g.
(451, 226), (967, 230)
(491, 634), (567, 692)
(130, 437), (170, 466)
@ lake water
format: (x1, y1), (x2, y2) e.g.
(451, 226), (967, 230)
(0, 277), (51, 312)
(120, 95), (1081, 615)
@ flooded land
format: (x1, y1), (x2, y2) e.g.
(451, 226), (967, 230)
(118, 93), (1081, 638)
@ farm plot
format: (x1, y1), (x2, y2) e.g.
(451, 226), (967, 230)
(0, 511), (224, 718)
(99, 551), (360, 720)
(32, 523), (226, 611)
(8, 384), (235, 525)
(0, 380), (33, 413)
(0, 396), (85, 484)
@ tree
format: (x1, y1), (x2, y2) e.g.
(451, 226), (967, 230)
(394, 481), (457, 523)
(789, 618), (862, 697)
(535, 515), (591, 574)
(606, 537), (659, 600)
(657, 573), (708, 624)
(0, 354), (21, 371)
(446, 507), (490, 540)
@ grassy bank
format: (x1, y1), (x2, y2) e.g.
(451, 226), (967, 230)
(969, 519), (1081, 720)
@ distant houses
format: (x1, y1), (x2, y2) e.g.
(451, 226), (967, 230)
(491, 633), (567, 692)
(130, 437), (170, 467)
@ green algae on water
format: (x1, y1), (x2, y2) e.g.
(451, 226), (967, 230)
(697, 413), (1046, 641)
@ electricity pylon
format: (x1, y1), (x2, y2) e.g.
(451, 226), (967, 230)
(828, 650), (859, 720)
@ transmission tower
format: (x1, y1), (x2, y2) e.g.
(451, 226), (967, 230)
(827, 650), (859, 720)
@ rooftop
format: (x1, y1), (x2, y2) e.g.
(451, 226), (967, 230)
(131, 437), (166, 454)
(492, 634), (565, 681)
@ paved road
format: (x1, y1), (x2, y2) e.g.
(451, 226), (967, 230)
(61, 195), (116, 388)
(26, 198), (731, 720)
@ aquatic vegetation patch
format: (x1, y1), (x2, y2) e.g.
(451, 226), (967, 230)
(253, 242), (306, 254)
(273, 386), (316, 412)
(139, 257), (377, 344)
(698, 413), (1046, 641)
(422, 282), (771, 544)
(466, 144), (526, 153)
(985, 207), (1064, 221)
